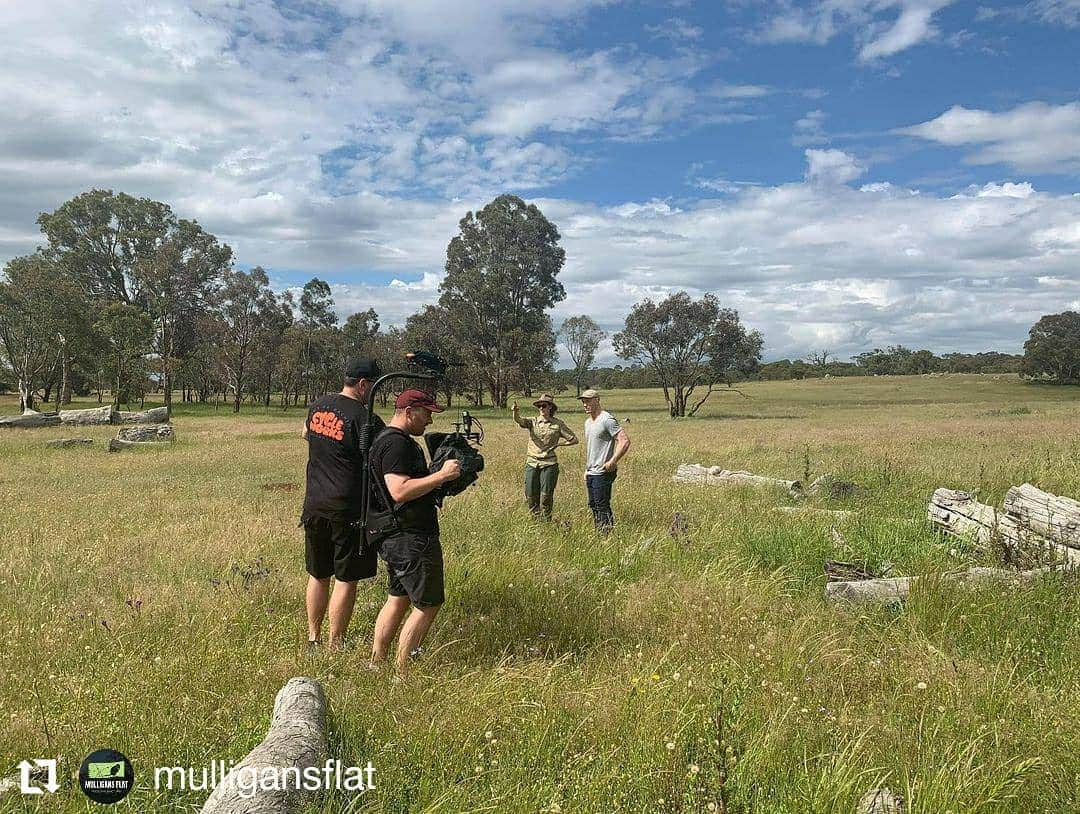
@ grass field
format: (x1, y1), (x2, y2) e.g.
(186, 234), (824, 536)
(1, 374), (1078, 813)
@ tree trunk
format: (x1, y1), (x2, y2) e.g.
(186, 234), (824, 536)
(673, 464), (802, 496)
(1003, 483), (1080, 550)
(825, 564), (1066, 606)
(199, 678), (328, 814)
(18, 379), (33, 412)
(927, 488), (1080, 566)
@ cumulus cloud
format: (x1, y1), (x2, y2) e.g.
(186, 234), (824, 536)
(805, 149), (866, 185)
(899, 102), (1080, 173)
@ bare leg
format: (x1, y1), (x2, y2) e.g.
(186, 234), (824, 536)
(305, 576), (331, 642)
(328, 580), (358, 649)
(371, 595), (411, 664)
(396, 604), (442, 674)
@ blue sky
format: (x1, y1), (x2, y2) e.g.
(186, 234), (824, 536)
(0, 0), (1078, 361)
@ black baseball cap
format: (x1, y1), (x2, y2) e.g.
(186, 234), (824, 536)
(345, 358), (382, 380)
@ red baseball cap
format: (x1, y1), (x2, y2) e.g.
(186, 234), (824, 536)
(395, 388), (445, 413)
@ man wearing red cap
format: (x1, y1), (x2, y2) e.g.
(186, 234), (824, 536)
(368, 388), (461, 672)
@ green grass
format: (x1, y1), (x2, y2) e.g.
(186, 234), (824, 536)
(1, 375), (1078, 812)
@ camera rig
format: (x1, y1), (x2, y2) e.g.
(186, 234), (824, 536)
(356, 350), (480, 527)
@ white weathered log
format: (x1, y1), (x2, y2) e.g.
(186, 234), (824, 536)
(825, 565), (1065, 606)
(927, 488), (1080, 567)
(115, 406), (169, 424)
(200, 677), (327, 814)
(108, 438), (171, 452)
(116, 423), (174, 442)
(0, 410), (61, 428)
(45, 437), (94, 448)
(1004, 483), (1080, 550)
(59, 405), (116, 425)
(673, 464), (801, 496)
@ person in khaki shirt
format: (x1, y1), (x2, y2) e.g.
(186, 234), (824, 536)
(511, 394), (578, 520)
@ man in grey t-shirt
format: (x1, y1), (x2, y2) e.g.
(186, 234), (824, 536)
(579, 389), (631, 532)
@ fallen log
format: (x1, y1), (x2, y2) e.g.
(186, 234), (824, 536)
(674, 464), (801, 496)
(59, 405), (116, 425)
(46, 437), (94, 448)
(825, 564), (1066, 606)
(116, 424), (174, 442)
(200, 677), (327, 814)
(0, 410), (61, 428)
(115, 406), (168, 424)
(927, 489), (1080, 567)
(1003, 483), (1080, 550)
(108, 439), (171, 452)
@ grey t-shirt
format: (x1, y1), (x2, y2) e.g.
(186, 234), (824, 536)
(584, 410), (622, 475)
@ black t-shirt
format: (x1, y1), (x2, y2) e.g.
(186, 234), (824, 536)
(302, 393), (384, 521)
(369, 426), (439, 536)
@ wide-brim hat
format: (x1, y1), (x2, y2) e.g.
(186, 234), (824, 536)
(532, 393), (557, 409)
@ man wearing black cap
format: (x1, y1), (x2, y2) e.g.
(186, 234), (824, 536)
(368, 388), (461, 673)
(300, 357), (383, 649)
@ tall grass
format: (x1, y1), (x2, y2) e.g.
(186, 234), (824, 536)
(0, 375), (1077, 812)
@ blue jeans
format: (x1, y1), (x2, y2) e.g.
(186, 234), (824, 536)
(586, 470), (617, 531)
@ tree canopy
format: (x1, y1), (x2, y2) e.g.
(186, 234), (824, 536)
(1022, 311), (1080, 384)
(614, 292), (762, 416)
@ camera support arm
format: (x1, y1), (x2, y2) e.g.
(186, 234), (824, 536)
(357, 368), (439, 527)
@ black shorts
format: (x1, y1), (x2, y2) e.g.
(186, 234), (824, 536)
(379, 533), (444, 607)
(303, 516), (376, 582)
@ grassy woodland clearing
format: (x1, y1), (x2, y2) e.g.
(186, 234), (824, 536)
(1, 374), (1078, 813)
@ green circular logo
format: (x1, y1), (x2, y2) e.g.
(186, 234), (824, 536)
(78, 749), (134, 804)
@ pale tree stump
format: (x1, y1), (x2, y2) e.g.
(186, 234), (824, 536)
(116, 406), (169, 424)
(927, 488), (1080, 567)
(116, 424), (174, 442)
(1003, 483), (1080, 551)
(200, 677), (328, 814)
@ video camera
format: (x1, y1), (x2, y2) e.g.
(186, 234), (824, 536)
(358, 351), (483, 527)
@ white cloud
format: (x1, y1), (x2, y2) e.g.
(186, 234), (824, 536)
(805, 149), (866, 185)
(644, 17), (704, 41)
(756, 0), (956, 61)
(900, 102), (1080, 173)
(1031, 0), (1080, 27)
(973, 181), (1035, 198)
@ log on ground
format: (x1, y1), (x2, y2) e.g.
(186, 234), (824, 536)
(673, 464), (801, 496)
(116, 424), (174, 442)
(59, 405), (116, 425)
(115, 406), (169, 424)
(45, 437), (94, 448)
(0, 411), (61, 428)
(927, 488), (1080, 566)
(200, 677), (327, 814)
(1003, 483), (1080, 550)
(825, 564), (1065, 606)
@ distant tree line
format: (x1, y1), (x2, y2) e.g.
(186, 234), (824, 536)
(6, 189), (1069, 417)
(758, 348), (1026, 381)
(0, 189), (762, 418)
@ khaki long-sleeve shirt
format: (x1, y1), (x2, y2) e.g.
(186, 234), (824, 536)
(515, 414), (577, 468)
